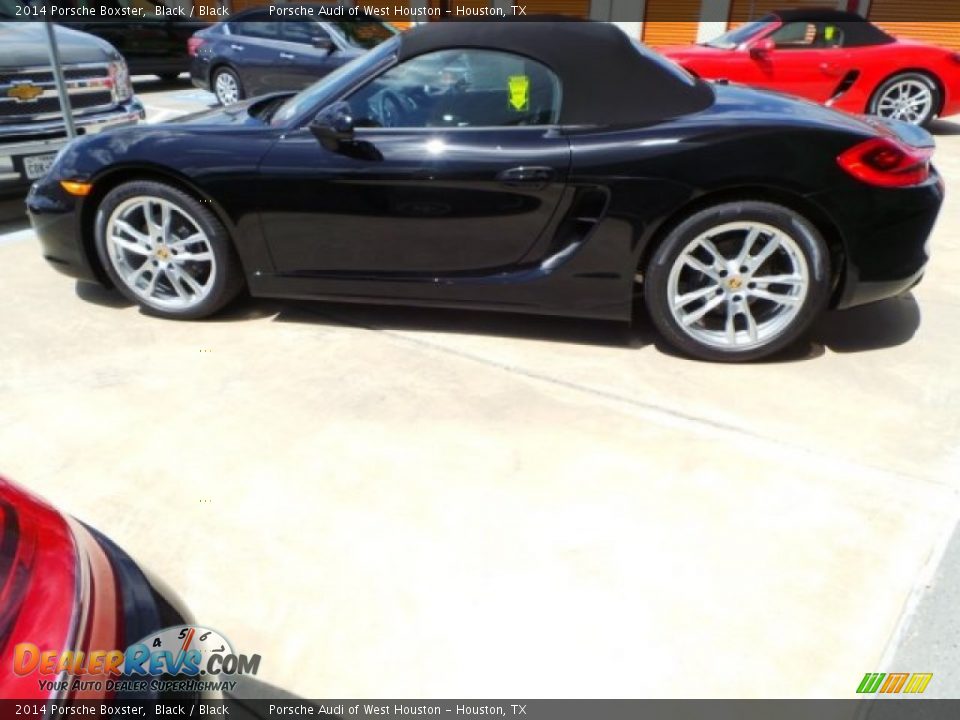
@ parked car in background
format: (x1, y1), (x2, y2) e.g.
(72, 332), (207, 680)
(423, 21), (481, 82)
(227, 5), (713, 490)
(0, 20), (143, 202)
(660, 9), (960, 126)
(190, 4), (397, 105)
(28, 21), (944, 362)
(57, 0), (210, 80)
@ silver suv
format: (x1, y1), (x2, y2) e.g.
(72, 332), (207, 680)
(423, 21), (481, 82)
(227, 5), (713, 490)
(0, 21), (145, 201)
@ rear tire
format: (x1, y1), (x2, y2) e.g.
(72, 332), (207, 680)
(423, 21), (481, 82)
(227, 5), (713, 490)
(643, 201), (830, 362)
(95, 180), (244, 320)
(212, 67), (243, 105)
(869, 72), (940, 127)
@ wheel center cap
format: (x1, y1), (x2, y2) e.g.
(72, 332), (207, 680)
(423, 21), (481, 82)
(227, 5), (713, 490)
(155, 247), (170, 260)
(727, 276), (743, 290)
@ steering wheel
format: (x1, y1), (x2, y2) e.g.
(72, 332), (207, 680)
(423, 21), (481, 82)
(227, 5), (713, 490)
(379, 90), (406, 128)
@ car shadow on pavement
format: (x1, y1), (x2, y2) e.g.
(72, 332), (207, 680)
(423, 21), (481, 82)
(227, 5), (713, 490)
(810, 292), (921, 353)
(74, 283), (921, 358)
(75, 282), (286, 321)
(276, 299), (652, 349)
(929, 118), (960, 136)
(629, 293), (919, 362)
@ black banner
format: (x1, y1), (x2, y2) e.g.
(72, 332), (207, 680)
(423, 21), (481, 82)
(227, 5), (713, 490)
(0, 1), (959, 23)
(5, 700), (960, 720)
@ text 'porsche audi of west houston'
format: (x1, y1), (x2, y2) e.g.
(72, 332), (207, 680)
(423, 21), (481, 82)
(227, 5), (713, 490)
(28, 21), (943, 362)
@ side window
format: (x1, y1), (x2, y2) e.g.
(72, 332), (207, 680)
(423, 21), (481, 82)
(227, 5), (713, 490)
(769, 22), (817, 49)
(228, 13), (279, 40)
(343, 49), (561, 129)
(282, 21), (327, 46)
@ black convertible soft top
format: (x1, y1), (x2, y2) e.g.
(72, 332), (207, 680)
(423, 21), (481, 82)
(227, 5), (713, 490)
(769, 9), (896, 47)
(397, 20), (715, 126)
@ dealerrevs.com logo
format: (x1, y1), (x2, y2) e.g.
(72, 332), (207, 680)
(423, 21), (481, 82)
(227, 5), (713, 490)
(14, 625), (260, 695)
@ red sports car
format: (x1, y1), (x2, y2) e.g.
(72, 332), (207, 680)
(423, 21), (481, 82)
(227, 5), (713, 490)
(660, 9), (960, 126)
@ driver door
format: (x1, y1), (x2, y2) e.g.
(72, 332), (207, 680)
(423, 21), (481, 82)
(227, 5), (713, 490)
(257, 48), (570, 276)
(745, 21), (852, 103)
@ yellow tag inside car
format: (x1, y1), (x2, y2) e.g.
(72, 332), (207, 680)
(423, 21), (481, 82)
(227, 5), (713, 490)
(825, 26), (836, 40)
(507, 75), (530, 112)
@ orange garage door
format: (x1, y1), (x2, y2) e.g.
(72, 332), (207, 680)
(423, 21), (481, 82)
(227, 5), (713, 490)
(868, 0), (960, 49)
(642, 0), (701, 48)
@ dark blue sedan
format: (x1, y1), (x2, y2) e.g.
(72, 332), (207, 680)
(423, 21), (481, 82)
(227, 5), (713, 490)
(189, 7), (396, 105)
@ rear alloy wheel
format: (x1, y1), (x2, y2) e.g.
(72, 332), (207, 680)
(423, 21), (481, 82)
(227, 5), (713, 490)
(870, 73), (939, 126)
(644, 201), (830, 362)
(95, 181), (243, 319)
(213, 67), (243, 105)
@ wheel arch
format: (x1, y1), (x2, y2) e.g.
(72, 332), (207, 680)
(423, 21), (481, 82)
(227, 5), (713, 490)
(79, 164), (238, 287)
(636, 185), (848, 305)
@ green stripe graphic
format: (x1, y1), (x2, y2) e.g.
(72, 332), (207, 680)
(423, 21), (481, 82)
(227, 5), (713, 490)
(857, 673), (886, 693)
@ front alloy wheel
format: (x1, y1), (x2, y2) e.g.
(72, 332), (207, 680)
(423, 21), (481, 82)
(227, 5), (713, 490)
(95, 180), (243, 319)
(644, 201), (830, 362)
(105, 197), (216, 311)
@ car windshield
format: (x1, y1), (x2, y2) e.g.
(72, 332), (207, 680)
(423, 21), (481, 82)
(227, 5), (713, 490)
(329, 20), (397, 49)
(270, 36), (400, 127)
(703, 19), (774, 49)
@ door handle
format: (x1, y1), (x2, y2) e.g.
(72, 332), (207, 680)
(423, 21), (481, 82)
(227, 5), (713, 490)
(279, 52), (296, 60)
(229, 44), (244, 51)
(496, 166), (555, 189)
(819, 62), (843, 76)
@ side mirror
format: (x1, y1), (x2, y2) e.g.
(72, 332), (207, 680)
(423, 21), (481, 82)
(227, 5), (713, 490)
(312, 36), (334, 54)
(749, 38), (775, 58)
(309, 102), (355, 151)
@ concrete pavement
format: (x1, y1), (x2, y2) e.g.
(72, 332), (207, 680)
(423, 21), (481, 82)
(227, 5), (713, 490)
(0, 82), (958, 699)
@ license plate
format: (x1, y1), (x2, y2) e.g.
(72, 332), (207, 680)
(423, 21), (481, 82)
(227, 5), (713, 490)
(23, 153), (56, 180)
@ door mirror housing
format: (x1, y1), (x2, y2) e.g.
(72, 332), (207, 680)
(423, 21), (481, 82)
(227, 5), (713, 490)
(749, 38), (776, 58)
(312, 36), (335, 54)
(310, 102), (355, 150)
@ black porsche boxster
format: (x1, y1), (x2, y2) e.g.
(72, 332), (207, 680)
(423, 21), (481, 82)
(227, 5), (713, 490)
(27, 21), (943, 361)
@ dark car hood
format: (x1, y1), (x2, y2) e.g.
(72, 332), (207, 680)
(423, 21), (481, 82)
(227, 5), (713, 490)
(167, 93), (295, 128)
(0, 21), (120, 65)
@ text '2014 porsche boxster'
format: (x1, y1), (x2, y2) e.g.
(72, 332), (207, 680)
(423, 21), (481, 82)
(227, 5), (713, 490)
(27, 21), (943, 362)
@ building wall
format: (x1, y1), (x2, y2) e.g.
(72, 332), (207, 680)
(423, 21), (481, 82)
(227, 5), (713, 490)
(866, 0), (960, 48)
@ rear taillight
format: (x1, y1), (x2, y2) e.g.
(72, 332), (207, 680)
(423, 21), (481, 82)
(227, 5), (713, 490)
(837, 137), (932, 188)
(188, 36), (205, 57)
(0, 478), (78, 701)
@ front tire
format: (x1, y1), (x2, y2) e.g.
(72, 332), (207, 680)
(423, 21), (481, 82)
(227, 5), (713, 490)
(95, 181), (244, 320)
(869, 72), (940, 127)
(643, 201), (830, 362)
(212, 66), (243, 105)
